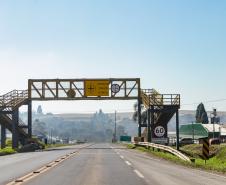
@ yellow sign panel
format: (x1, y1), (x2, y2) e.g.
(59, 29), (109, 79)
(85, 80), (109, 96)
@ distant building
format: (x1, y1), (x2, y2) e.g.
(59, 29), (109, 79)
(180, 123), (226, 142)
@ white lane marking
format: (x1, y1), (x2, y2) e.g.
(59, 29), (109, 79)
(125, 161), (132, 166)
(122, 150), (226, 181)
(134, 169), (144, 178)
(120, 155), (124, 159)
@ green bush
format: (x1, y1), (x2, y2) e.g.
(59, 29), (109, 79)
(0, 147), (16, 155)
(127, 144), (136, 149)
(216, 146), (226, 161)
(6, 139), (12, 147)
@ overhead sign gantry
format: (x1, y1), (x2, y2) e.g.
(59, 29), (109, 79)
(28, 78), (141, 100)
(0, 78), (180, 150)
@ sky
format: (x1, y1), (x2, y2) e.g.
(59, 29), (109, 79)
(0, 0), (226, 113)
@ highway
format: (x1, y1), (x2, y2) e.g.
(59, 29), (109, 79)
(1, 143), (226, 185)
(0, 144), (90, 185)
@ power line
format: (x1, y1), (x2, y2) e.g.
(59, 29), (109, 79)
(182, 98), (226, 106)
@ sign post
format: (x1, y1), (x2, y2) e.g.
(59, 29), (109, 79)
(152, 124), (168, 144)
(202, 138), (209, 163)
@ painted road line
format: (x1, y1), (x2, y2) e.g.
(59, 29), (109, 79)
(6, 144), (94, 185)
(125, 161), (132, 166)
(6, 152), (79, 185)
(134, 170), (144, 179)
(120, 155), (124, 159)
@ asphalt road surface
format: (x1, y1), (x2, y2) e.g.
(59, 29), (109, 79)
(1, 143), (226, 185)
(0, 144), (90, 185)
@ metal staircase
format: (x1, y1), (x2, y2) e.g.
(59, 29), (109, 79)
(140, 89), (180, 142)
(0, 90), (28, 109)
(0, 90), (31, 148)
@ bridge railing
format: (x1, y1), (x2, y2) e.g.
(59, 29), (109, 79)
(134, 142), (191, 162)
(0, 90), (28, 108)
(141, 89), (180, 107)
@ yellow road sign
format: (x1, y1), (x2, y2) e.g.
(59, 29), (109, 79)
(85, 80), (109, 96)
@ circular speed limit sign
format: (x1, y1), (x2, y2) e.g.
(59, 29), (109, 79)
(111, 84), (120, 93)
(154, 126), (165, 137)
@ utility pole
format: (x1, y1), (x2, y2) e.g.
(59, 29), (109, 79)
(192, 121), (194, 143)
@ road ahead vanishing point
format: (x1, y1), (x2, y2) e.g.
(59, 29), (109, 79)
(1, 143), (226, 185)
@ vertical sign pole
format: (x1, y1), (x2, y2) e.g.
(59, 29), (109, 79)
(176, 109), (180, 150)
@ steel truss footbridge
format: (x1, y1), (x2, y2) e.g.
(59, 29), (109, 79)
(0, 78), (180, 149)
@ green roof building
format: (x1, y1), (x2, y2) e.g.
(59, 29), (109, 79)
(179, 123), (221, 139)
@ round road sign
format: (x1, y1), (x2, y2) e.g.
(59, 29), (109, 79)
(67, 89), (76, 98)
(154, 126), (165, 137)
(111, 84), (120, 94)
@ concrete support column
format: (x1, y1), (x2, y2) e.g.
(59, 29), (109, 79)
(12, 109), (19, 149)
(1, 123), (6, 149)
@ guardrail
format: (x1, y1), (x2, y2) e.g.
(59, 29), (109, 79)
(141, 89), (180, 107)
(135, 142), (191, 162)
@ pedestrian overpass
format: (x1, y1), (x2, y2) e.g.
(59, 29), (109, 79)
(0, 78), (180, 149)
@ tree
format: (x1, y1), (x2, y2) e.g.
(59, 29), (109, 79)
(196, 103), (209, 124)
(37, 105), (43, 115)
(132, 102), (147, 124)
(33, 119), (47, 135)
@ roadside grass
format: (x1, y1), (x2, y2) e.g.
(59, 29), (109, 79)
(180, 144), (221, 158)
(180, 144), (226, 172)
(194, 157), (226, 173)
(0, 139), (16, 156)
(127, 143), (136, 149)
(126, 144), (226, 173)
(0, 147), (16, 156)
(135, 145), (188, 165)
